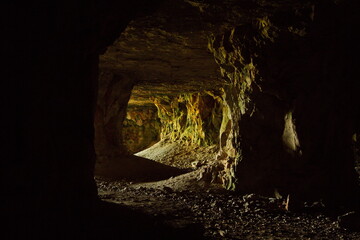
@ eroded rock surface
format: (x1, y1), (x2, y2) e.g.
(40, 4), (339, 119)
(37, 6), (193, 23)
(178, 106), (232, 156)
(94, 0), (360, 210)
(122, 104), (160, 154)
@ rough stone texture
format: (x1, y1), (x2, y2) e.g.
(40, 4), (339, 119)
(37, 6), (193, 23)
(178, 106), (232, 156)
(93, 75), (186, 180)
(95, 0), (360, 210)
(97, 178), (360, 239)
(100, 0), (222, 91)
(153, 91), (222, 146)
(95, 71), (134, 160)
(94, 0), (223, 173)
(122, 104), (160, 153)
(207, 1), (360, 208)
(7, 0), (360, 237)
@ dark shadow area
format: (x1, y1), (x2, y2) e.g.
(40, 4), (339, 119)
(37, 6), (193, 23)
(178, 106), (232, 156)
(88, 200), (206, 240)
(4, 198), (205, 240)
(95, 154), (188, 182)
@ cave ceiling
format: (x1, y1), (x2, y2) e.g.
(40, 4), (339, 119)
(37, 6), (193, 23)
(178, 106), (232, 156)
(100, 0), (314, 106)
(100, 0), (222, 105)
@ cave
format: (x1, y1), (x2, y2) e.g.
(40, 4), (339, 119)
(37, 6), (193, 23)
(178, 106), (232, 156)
(122, 85), (221, 170)
(5, 0), (360, 239)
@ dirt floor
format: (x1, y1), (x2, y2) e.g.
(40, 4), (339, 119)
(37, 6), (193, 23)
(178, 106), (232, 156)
(96, 173), (360, 239)
(95, 140), (360, 239)
(135, 140), (219, 170)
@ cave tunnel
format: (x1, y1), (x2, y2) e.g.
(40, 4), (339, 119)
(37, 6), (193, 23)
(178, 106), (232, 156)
(122, 85), (221, 171)
(4, 0), (360, 239)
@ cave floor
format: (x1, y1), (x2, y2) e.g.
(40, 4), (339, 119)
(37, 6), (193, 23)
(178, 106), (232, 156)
(96, 176), (360, 240)
(135, 140), (219, 170)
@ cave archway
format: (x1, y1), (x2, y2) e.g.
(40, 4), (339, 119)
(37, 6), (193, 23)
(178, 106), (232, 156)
(126, 85), (223, 170)
(7, 0), (360, 238)
(93, 0), (360, 206)
(93, 0), (226, 182)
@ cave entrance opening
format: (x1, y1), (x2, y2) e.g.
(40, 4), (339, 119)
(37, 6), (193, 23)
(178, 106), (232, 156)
(94, 0), (227, 181)
(123, 84), (223, 171)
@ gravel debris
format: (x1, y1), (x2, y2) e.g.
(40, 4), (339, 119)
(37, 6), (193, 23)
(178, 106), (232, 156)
(96, 177), (360, 240)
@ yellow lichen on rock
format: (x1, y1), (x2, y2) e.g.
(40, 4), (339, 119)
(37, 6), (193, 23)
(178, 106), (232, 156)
(153, 91), (222, 147)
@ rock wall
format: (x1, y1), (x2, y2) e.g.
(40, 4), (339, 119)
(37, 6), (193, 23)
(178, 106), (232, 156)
(8, 4), (356, 236)
(92, 0), (360, 210)
(122, 105), (161, 153)
(94, 71), (134, 161)
(208, 1), (360, 207)
(153, 91), (223, 146)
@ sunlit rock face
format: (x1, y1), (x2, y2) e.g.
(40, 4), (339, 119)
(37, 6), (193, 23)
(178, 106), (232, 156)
(95, 0), (360, 207)
(153, 91), (222, 146)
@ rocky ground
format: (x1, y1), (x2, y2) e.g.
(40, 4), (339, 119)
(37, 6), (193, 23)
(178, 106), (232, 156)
(96, 139), (360, 239)
(96, 176), (360, 240)
(135, 140), (219, 170)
